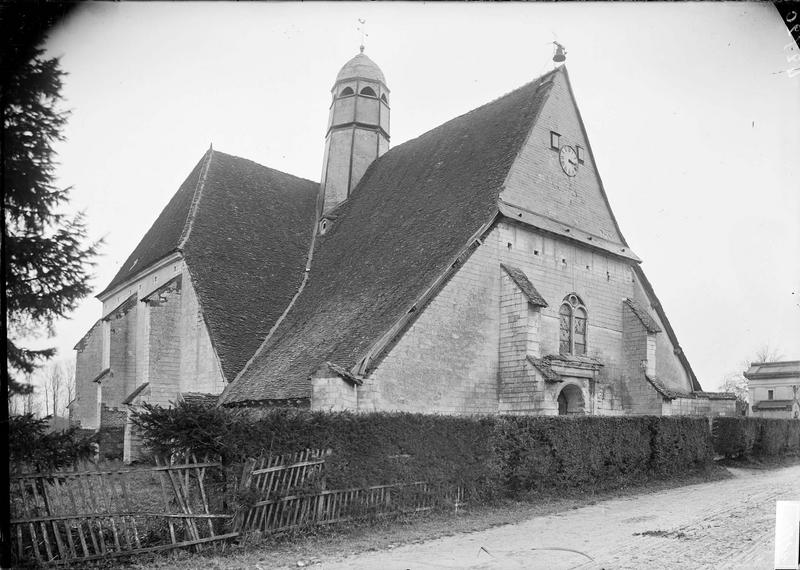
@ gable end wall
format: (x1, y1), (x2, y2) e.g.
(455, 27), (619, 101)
(501, 71), (624, 243)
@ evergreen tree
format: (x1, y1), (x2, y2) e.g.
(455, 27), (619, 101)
(2, 49), (100, 394)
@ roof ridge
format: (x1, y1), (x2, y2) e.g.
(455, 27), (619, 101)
(363, 67), (561, 172)
(178, 146), (214, 251)
(211, 149), (320, 186)
(338, 68), (559, 215)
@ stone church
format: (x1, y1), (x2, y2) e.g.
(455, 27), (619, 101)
(73, 51), (735, 459)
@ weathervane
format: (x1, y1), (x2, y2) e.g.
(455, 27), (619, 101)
(357, 18), (368, 53)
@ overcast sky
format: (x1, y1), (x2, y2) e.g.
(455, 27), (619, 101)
(33, 2), (799, 392)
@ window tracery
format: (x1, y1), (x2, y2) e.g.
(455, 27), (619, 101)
(559, 293), (588, 356)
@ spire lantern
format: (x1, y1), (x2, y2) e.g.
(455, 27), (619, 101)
(320, 51), (390, 215)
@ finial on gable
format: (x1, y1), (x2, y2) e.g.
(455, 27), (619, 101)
(552, 41), (567, 64)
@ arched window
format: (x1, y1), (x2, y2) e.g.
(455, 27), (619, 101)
(360, 86), (377, 97)
(381, 93), (388, 103)
(559, 293), (588, 356)
(339, 86), (354, 97)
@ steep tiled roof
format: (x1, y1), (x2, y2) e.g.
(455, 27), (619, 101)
(526, 356), (561, 383)
(73, 319), (101, 351)
(623, 298), (661, 333)
(694, 391), (737, 401)
(744, 361), (800, 380)
(221, 68), (560, 404)
(646, 375), (692, 400)
(179, 392), (218, 407)
(544, 353), (603, 370)
(645, 376), (736, 401)
(122, 382), (150, 405)
(336, 52), (386, 84)
(501, 264), (548, 307)
(182, 151), (318, 380)
(99, 149), (319, 381)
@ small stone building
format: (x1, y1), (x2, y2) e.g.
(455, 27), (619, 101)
(745, 361), (800, 419)
(74, 51), (735, 461)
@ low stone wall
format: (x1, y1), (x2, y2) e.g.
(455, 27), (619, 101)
(98, 406), (126, 460)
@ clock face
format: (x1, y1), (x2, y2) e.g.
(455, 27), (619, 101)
(559, 145), (578, 177)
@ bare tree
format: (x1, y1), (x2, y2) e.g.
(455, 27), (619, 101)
(63, 358), (76, 418)
(42, 360), (67, 418)
(722, 343), (787, 412)
(17, 372), (41, 416)
(753, 343), (783, 364)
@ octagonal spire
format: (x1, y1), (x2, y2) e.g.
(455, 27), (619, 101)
(335, 52), (386, 85)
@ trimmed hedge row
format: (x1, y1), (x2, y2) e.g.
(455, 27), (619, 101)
(712, 417), (800, 459)
(133, 404), (715, 497)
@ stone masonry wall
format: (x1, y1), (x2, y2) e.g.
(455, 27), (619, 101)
(496, 220), (629, 413)
(311, 375), (358, 411)
(621, 302), (662, 415)
(322, 128), (353, 213)
(74, 321), (103, 429)
(147, 281), (183, 406)
(361, 232), (501, 414)
(124, 409), (146, 463)
(361, 218), (680, 416)
(105, 304), (137, 409)
(179, 270), (226, 397)
(98, 405), (126, 460)
(498, 270), (545, 413)
(667, 397), (734, 417)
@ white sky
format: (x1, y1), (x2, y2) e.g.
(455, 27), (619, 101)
(34, 2), (799, 392)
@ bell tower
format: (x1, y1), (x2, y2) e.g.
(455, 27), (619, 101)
(320, 48), (390, 214)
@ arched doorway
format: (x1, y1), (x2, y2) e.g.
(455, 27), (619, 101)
(557, 384), (585, 415)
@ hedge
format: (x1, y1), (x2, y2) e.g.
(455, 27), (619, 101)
(133, 403), (717, 498)
(712, 417), (800, 459)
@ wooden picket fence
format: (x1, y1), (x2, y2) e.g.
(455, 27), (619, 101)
(234, 449), (443, 535)
(234, 448), (328, 533)
(239, 481), (437, 534)
(10, 448), (461, 565)
(9, 455), (236, 566)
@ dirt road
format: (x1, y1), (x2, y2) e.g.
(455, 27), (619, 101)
(319, 464), (800, 569)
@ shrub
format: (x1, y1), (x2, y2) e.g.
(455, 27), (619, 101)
(133, 405), (496, 495)
(134, 403), (720, 500)
(9, 414), (96, 473)
(488, 416), (712, 494)
(648, 417), (713, 476)
(712, 417), (800, 459)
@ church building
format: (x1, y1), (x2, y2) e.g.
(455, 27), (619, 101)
(72, 50), (735, 460)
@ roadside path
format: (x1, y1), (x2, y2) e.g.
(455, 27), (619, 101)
(318, 464), (800, 569)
